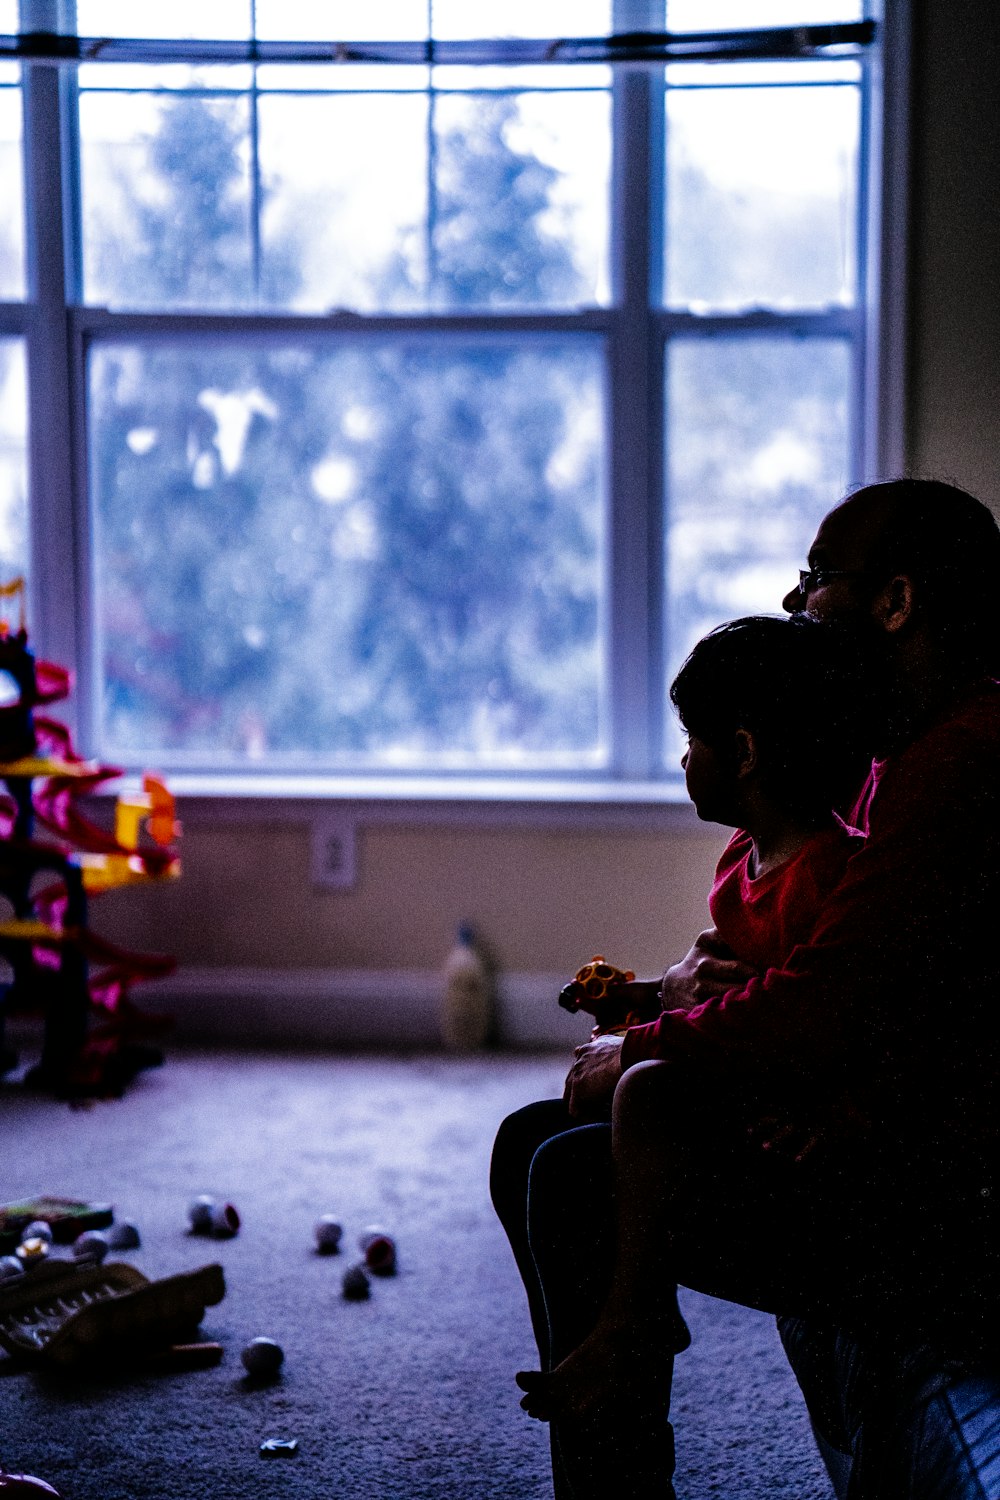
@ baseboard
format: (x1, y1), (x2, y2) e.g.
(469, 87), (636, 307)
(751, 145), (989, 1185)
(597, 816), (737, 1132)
(142, 967), (591, 1050)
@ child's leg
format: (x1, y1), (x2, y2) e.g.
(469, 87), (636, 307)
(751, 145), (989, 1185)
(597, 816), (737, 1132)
(490, 1098), (580, 1367)
(517, 1058), (696, 1424)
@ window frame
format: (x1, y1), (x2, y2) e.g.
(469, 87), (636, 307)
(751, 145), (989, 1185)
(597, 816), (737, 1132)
(6, 0), (908, 805)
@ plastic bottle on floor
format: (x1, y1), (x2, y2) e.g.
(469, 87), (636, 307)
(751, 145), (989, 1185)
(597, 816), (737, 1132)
(440, 925), (491, 1051)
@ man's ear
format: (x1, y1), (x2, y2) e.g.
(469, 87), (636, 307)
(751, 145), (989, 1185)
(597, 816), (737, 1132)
(734, 727), (758, 778)
(872, 574), (915, 634)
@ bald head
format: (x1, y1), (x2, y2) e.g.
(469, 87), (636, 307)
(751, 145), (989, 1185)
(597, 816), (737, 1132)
(792, 479), (1000, 675)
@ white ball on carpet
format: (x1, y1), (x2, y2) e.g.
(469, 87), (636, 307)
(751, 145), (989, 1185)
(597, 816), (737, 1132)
(107, 1220), (141, 1251)
(314, 1215), (343, 1253)
(341, 1263), (370, 1300)
(72, 1231), (109, 1263)
(187, 1195), (215, 1233)
(241, 1337), (284, 1378)
(21, 1221), (53, 1245)
(209, 1201), (240, 1238)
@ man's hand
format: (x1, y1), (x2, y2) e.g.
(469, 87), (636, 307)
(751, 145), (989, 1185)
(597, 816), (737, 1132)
(563, 1034), (624, 1119)
(657, 927), (756, 1014)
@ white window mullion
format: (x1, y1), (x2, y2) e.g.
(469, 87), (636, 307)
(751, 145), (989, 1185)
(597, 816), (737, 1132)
(608, 0), (665, 779)
(21, 0), (82, 734)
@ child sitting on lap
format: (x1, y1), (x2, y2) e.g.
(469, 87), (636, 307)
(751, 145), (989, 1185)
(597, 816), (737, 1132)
(516, 612), (870, 1430)
(667, 612), (865, 983)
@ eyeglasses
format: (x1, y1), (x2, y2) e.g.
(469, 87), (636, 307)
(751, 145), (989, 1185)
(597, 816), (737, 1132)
(796, 567), (864, 596)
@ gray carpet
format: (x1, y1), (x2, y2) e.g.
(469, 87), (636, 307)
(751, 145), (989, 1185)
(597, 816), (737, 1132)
(0, 1049), (833, 1499)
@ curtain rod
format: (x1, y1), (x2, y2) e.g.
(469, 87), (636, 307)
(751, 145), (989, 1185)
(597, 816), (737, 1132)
(0, 21), (876, 69)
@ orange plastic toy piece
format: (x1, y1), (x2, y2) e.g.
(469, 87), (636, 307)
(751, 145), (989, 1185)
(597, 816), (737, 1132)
(559, 954), (641, 1036)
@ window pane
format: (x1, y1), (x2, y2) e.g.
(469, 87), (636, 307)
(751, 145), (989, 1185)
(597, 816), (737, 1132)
(81, 84), (610, 312)
(256, 0), (426, 39)
(76, 0), (253, 89)
(665, 71), (859, 311)
(666, 1), (863, 28)
(431, 0), (611, 89)
(431, 1), (611, 37)
(0, 339), (28, 586)
(664, 336), (851, 764)
(429, 92), (610, 309)
(90, 339), (606, 769)
(430, 65), (610, 91)
(257, 92), (427, 312)
(81, 92), (253, 309)
(0, 85), (23, 298)
(78, 63), (253, 91)
(668, 60), (860, 85)
(77, 1), (252, 38)
(255, 62), (429, 93)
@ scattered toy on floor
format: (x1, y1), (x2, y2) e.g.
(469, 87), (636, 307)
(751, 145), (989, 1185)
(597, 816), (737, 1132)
(20, 1223), (52, 1246)
(0, 1258), (226, 1369)
(0, 582), (180, 1099)
(341, 1263), (370, 1300)
(15, 1238), (48, 1266)
(187, 1197), (238, 1237)
(0, 1471), (62, 1496)
(0, 1197), (113, 1254)
(314, 1215), (342, 1253)
(107, 1220), (140, 1251)
(241, 1337), (284, 1379)
(71, 1230), (109, 1264)
(187, 1195), (215, 1234)
(359, 1228), (397, 1276)
(258, 1439), (298, 1459)
(209, 1202), (240, 1239)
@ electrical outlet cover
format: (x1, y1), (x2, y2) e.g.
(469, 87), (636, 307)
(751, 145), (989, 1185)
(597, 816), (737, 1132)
(310, 814), (357, 890)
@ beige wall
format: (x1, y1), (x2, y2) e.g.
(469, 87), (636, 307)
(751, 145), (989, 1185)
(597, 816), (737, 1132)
(94, 1), (1000, 1036)
(908, 0), (1000, 507)
(96, 811), (726, 983)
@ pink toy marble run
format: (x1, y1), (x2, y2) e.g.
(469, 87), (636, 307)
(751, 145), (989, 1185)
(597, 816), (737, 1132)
(0, 579), (181, 1098)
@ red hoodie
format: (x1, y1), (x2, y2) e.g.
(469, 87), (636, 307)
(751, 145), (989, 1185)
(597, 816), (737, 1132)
(706, 823), (861, 978)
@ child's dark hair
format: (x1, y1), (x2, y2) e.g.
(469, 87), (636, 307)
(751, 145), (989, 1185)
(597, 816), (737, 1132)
(669, 614), (867, 820)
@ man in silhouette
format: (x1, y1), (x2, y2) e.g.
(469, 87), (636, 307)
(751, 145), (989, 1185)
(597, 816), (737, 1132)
(492, 479), (1000, 1498)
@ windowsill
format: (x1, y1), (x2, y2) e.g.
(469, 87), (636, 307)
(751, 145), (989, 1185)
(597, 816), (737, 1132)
(91, 773), (716, 832)
(161, 772), (689, 802)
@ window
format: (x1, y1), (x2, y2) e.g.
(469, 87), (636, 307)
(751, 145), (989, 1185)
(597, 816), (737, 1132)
(2, 1), (897, 791)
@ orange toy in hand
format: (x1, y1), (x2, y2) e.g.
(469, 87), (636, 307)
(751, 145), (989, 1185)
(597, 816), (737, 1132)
(558, 955), (653, 1036)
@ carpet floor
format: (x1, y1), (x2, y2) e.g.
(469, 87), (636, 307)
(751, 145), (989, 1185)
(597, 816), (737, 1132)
(0, 1049), (834, 1499)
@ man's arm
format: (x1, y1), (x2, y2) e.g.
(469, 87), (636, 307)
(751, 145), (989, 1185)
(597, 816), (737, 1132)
(658, 927), (758, 1013)
(563, 930), (756, 1116)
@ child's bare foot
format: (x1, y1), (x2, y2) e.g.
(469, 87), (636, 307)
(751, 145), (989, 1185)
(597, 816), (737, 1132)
(515, 1307), (689, 1424)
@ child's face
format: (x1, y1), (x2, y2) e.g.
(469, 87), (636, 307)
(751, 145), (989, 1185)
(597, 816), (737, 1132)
(681, 734), (738, 826)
